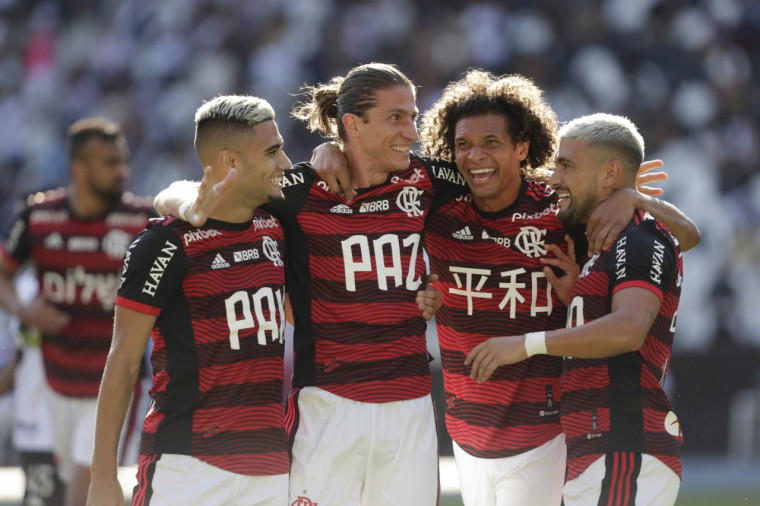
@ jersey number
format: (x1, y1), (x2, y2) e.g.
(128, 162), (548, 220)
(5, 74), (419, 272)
(224, 287), (284, 349)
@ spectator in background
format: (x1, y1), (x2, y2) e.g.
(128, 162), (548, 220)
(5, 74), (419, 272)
(0, 118), (153, 506)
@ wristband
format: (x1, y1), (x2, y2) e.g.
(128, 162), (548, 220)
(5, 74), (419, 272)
(524, 331), (547, 357)
(178, 201), (192, 222)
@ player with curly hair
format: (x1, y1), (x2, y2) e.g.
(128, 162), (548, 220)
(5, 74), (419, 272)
(418, 70), (697, 505)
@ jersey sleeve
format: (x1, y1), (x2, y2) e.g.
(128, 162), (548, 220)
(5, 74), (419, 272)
(420, 156), (468, 209)
(1, 205), (32, 267)
(116, 224), (188, 316)
(262, 162), (311, 220)
(605, 219), (677, 302)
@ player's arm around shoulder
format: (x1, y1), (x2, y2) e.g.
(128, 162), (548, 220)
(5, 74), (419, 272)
(153, 166), (238, 226)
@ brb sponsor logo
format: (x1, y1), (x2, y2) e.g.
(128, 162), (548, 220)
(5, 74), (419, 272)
(359, 200), (389, 213)
(183, 228), (221, 246)
(233, 248), (259, 262)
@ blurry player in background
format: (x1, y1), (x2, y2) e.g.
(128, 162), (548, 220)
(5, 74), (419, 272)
(467, 113), (686, 505)
(88, 95), (293, 506)
(0, 267), (65, 506)
(0, 118), (152, 506)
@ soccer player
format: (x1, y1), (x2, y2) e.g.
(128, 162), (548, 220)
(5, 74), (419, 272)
(155, 63), (458, 505)
(86, 95), (292, 506)
(466, 113), (685, 506)
(313, 69), (699, 506)
(0, 118), (153, 506)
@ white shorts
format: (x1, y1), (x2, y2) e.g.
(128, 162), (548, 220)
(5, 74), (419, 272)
(288, 387), (439, 506)
(563, 452), (680, 506)
(133, 453), (288, 506)
(452, 433), (565, 506)
(47, 390), (97, 483)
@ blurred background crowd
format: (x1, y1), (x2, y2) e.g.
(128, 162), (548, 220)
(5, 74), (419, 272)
(0, 0), (758, 461)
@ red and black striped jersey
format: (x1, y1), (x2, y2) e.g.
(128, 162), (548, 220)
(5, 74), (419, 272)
(426, 179), (569, 458)
(561, 210), (683, 481)
(265, 155), (465, 403)
(0, 188), (152, 397)
(115, 211), (288, 476)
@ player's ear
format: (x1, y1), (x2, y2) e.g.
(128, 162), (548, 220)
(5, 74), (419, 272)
(218, 149), (237, 170)
(602, 159), (623, 189)
(342, 113), (361, 138)
(516, 139), (530, 162)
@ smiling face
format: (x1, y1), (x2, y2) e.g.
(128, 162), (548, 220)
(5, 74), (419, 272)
(550, 137), (604, 226)
(454, 113), (529, 212)
(349, 84), (419, 175)
(236, 119), (291, 209)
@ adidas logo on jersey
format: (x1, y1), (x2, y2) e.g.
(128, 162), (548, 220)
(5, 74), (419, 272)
(43, 232), (64, 250)
(211, 253), (230, 270)
(330, 204), (353, 214)
(452, 226), (473, 240)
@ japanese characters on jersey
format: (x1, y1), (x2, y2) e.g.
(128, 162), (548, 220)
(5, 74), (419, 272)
(426, 178), (570, 458)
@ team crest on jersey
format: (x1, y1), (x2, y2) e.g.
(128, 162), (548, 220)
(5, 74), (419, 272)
(452, 226), (473, 240)
(396, 187), (424, 217)
(43, 232), (64, 250)
(102, 229), (133, 259)
(390, 167), (426, 185)
(514, 226), (547, 258)
(359, 200), (389, 213)
(291, 497), (318, 506)
(262, 236), (283, 267)
(330, 204), (353, 214)
(211, 253), (230, 270)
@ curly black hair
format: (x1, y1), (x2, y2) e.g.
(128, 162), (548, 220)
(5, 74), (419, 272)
(420, 70), (557, 180)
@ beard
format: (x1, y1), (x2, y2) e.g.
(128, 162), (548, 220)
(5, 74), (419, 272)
(556, 189), (598, 227)
(267, 188), (285, 203)
(90, 182), (124, 204)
